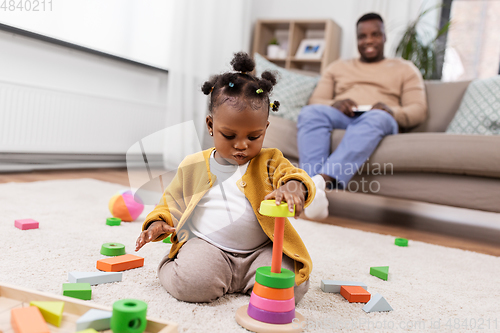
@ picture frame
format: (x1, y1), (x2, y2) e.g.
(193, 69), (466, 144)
(295, 38), (325, 59)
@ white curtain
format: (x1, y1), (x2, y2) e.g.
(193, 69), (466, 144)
(163, 0), (251, 168)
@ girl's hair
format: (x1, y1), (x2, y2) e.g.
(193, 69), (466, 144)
(201, 52), (280, 114)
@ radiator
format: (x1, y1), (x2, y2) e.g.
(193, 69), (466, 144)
(0, 81), (166, 171)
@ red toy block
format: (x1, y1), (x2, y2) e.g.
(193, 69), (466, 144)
(96, 254), (144, 272)
(340, 285), (371, 303)
(11, 306), (50, 333)
(14, 219), (39, 230)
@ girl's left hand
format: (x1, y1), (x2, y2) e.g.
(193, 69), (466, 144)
(264, 180), (306, 219)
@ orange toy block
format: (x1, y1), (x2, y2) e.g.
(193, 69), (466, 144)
(96, 254), (144, 272)
(340, 285), (371, 303)
(11, 306), (50, 333)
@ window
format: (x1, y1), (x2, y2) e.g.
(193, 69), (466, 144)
(442, 0), (500, 81)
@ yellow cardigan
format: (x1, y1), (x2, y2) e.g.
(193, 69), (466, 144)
(142, 147), (316, 285)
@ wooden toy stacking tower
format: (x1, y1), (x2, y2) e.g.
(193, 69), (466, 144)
(235, 200), (305, 333)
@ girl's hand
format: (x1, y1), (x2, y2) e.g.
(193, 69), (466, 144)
(135, 221), (175, 251)
(264, 180), (307, 219)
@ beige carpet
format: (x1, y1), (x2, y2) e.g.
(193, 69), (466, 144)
(1, 179), (499, 332)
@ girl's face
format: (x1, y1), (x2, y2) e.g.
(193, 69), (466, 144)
(206, 99), (269, 166)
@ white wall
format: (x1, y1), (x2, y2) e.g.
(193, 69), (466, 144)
(0, 0), (173, 69)
(249, 0), (442, 60)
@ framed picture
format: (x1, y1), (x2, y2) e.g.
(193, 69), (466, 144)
(295, 39), (325, 59)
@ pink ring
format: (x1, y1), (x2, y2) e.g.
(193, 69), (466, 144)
(250, 291), (295, 313)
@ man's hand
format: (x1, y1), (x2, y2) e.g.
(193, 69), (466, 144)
(372, 102), (394, 117)
(332, 99), (358, 117)
(135, 221), (175, 251)
(264, 180), (306, 219)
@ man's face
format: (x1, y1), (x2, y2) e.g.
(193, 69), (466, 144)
(357, 19), (386, 62)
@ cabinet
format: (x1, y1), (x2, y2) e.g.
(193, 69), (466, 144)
(252, 19), (342, 74)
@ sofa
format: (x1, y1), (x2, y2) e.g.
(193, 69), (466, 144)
(263, 80), (500, 214)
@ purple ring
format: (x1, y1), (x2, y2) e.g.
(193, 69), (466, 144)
(247, 303), (295, 324)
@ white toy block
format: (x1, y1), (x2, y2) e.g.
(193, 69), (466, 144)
(76, 309), (112, 330)
(321, 280), (368, 293)
(68, 271), (122, 285)
(362, 293), (393, 312)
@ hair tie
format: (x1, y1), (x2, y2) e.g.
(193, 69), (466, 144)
(210, 86), (214, 93)
(256, 88), (263, 94)
(240, 71), (247, 75)
(228, 82), (234, 87)
(270, 102), (275, 108)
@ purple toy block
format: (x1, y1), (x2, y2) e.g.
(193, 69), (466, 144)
(247, 303), (295, 324)
(15, 219), (39, 230)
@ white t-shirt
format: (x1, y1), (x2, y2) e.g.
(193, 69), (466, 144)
(189, 151), (270, 253)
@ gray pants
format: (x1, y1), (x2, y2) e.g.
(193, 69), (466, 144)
(158, 237), (310, 303)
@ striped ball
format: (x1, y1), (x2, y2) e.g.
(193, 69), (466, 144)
(108, 190), (144, 222)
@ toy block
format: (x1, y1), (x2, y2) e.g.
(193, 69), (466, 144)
(250, 291), (295, 312)
(247, 303), (295, 324)
(106, 217), (121, 226)
(321, 280), (368, 293)
(395, 237), (408, 246)
(11, 306), (50, 333)
(370, 266), (389, 281)
(96, 254), (144, 272)
(362, 293), (393, 312)
(252, 282), (294, 301)
(68, 271), (122, 285)
(100, 242), (126, 256)
(62, 283), (92, 300)
(340, 285), (371, 303)
(76, 309), (112, 331)
(255, 266), (295, 289)
(29, 301), (64, 327)
(14, 219), (39, 230)
(77, 330), (99, 333)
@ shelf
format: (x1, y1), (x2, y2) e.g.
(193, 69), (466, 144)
(252, 19), (342, 74)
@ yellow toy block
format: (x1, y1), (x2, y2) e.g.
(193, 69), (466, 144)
(30, 301), (64, 327)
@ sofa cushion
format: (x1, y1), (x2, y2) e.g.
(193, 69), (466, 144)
(411, 80), (470, 133)
(446, 76), (500, 135)
(332, 131), (500, 178)
(254, 53), (319, 122)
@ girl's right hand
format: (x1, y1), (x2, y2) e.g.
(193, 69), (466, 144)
(135, 221), (175, 252)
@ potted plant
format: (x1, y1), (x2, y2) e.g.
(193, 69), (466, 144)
(395, 5), (451, 80)
(267, 38), (281, 58)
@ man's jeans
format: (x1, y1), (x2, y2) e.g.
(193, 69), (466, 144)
(297, 104), (398, 187)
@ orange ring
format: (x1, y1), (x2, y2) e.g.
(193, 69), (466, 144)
(253, 282), (294, 301)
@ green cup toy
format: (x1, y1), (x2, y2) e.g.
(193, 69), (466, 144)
(111, 299), (148, 333)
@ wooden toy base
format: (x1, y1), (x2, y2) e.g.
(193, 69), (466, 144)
(0, 283), (177, 333)
(235, 305), (304, 333)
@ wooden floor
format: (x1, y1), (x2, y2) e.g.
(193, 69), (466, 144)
(1, 168), (499, 257)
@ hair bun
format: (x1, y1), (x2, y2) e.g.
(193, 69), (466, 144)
(231, 52), (255, 73)
(261, 70), (278, 86)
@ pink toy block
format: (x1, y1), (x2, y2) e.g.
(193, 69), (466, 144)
(15, 219), (39, 230)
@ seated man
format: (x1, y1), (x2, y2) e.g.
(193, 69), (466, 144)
(298, 13), (427, 220)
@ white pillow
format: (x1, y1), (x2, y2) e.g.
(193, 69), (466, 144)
(254, 53), (320, 122)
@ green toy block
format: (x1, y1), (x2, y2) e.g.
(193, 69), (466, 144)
(370, 266), (389, 281)
(106, 217), (121, 226)
(255, 266), (295, 289)
(163, 235), (172, 243)
(100, 242), (126, 256)
(395, 238), (408, 247)
(62, 283), (92, 300)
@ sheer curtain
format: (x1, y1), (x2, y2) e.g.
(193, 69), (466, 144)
(163, 0), (251, 167)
